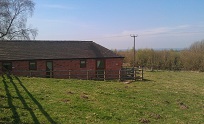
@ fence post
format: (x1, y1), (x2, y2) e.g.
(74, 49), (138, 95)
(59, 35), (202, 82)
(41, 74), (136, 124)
(134, 68), (136, 81)
(50, 71), (52, 78)
(141, 66), (144, 80)
(119, 70), (121, 81)
(68, 70), (71, 79)
(87, 70), (89, 80)
(104, 70), (106, 81)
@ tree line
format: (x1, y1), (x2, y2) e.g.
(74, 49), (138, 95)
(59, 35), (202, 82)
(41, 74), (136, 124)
(116, 40), (204, 72)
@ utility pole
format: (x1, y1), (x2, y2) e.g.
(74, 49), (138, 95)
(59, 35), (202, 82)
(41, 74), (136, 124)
(130, 34), (138, 69)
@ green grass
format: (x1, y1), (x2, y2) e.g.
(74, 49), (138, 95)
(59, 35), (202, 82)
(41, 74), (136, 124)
(0, 71), (204, 124)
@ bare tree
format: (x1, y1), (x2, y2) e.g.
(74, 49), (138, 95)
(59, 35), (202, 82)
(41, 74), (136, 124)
(0, 0), (37, 40)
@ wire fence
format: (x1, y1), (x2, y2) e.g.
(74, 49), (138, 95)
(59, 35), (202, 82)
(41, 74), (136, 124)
(0, 68), (143, 81)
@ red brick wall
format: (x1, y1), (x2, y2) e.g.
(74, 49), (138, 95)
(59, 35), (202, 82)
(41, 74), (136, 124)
(53, 59), (95, 71)
(106, 58), (123, 70)
(105, 58), (123, 79)
(0, 58), (123, 79)
(0, 62), (2, 75)
(53, 59), (96, 79)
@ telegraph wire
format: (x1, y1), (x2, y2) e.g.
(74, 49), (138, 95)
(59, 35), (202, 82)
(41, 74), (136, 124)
(84, 35), (130, 40)
(139, 31), (204, 36)
(82, 31), (204, 41)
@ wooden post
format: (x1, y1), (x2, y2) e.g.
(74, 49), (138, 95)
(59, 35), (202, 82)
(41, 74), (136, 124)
(104, 70), (106, 81)
(68, 70), (71, 79)
(50, 71), (52, 78)
(141, 66), (144, 80)
(119, 70), (121, 81)
(134, 68), (136, 81)
(87, 70), (89, 80)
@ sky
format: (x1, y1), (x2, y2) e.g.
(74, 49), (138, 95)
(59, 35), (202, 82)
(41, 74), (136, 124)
(28, 0), (204, 50)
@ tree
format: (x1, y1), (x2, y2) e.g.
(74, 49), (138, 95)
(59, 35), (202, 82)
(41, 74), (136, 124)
(0, 0), (37, 40)
(181, 40), (204, 71)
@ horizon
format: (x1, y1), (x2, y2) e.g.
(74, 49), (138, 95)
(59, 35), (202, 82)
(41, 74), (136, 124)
(114, 47), (185, 51)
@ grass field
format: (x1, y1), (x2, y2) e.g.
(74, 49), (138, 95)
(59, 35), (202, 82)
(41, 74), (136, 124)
(0, 71), (204, 124)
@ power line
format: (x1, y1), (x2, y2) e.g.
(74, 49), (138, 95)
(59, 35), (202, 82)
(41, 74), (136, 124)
(85, 35), (130, 40)
(139, 31), (204, 36)
(82, 31), (204, 41)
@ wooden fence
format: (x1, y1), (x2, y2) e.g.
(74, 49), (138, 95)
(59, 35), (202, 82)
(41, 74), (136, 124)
(0, 68), (143, 81)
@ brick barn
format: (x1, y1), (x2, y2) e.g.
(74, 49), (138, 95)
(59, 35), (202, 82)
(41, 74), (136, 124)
(0, 40), (124, 80)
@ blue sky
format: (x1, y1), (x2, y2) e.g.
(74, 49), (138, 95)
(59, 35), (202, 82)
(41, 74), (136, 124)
(29, 0), (204, 49)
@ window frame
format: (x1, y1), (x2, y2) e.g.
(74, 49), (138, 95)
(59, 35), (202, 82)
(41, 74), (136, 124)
(2, 62), (12, 71)
(80, 60), (86, 68)
(29, 61), (37, 70)
(96, 59), (105, 69)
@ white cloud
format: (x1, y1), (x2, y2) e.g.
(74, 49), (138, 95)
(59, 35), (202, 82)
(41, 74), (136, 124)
(121, 24), (204, 37)
(93, 24), (204, 49)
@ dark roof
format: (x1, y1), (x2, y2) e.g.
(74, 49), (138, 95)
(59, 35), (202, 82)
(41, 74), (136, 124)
(0, 40), (123, 61)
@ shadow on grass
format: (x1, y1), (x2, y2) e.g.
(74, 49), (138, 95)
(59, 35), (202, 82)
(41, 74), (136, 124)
(2, 75), (20, 123)
(2, 74), (56, 124)
(14, 75), (56, 124)
(7, 74), (40, 124)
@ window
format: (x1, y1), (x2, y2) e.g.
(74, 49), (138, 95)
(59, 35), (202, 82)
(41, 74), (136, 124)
(80, 60), (86, 68)
(96, 60), (105, 69)
(2, 62), (12, 71)
(46, 61), (53, 78)
(29, 61), (37, 70)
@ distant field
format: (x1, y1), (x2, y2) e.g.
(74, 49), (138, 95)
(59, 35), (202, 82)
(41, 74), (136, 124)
(0, 71), (204, 124)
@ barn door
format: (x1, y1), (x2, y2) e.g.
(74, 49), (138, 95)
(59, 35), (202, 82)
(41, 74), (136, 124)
(46, 61), (53, 78)
(96, 59), (105, 79)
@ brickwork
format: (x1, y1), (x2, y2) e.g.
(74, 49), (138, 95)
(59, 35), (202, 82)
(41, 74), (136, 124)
(0, 58), (123, 79)
(105, 58), (123, 79)
(0, 62), (1, 69)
